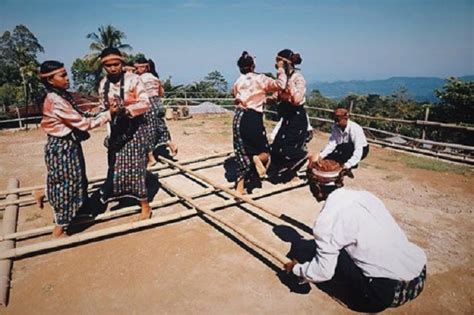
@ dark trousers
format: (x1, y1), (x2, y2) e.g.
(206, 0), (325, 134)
(325, 143), (369, 168)
(316, 249), (397, 313)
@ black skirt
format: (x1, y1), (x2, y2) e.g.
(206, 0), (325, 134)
(270, 102), (309, 173)
(232, 108), (270, 179)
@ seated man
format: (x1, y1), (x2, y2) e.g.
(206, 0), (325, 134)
(318, 108), (369, 174)
(284, 159), (427, 313)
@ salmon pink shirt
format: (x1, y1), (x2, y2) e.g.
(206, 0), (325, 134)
(41, 93), (111, 137)
(232, 68), (287, 112)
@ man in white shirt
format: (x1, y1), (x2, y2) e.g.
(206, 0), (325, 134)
(318, 108), (369, 174)
(284, 158), (427, 312)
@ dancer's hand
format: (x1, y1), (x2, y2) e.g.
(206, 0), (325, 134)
(276, 60), (285, 69)
(109, 103), (120, 115)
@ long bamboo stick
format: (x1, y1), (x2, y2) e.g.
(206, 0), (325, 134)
(0, 179), (19, 306)
(158, 156), (286, 219)
(0, 178), (307, 261)
(161, 182), (291, 267)
(1, 176), (307, 243)
(0, 150), (233, 198)
(0, 156), (230, 209)
(0, 184), (230, 242)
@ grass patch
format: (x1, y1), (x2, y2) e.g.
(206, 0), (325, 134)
(400, 155), (472, 175)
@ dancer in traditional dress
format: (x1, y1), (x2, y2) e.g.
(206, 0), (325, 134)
(134, 57), (177, 166)
(98, 48), (152, 220)
(270, 49), (311, 181)
(232, 51), (287, 194)
(318, 107), (369, 177)
(284, 158), (427, 313)
(39, 60), (118, 237)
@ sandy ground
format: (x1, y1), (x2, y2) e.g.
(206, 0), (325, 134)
(0, 113), (472, 314)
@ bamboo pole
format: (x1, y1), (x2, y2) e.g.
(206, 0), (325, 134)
(158, 156), (284, 219)
(0, 178), (307, 261)
(2, 177), (308, 243)
(368, 138), (474, 164)
(0, 150), (233, 198)
(161, 182), (291, 267)
(1, 184), (230, 242)
(0, 156), (230, 209)
(0, 179), (19, 306)
(304, 105), (474, 131)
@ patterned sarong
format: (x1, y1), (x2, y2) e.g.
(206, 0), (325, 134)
(45, 135), (87, 226)
(101, 121), (148, 202)
(391, 265), (427, 307)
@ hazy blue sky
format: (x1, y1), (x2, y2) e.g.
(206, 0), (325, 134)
(1, 0), (473, 84)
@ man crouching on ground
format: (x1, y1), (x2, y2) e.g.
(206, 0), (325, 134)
(284, 158), (427, 313)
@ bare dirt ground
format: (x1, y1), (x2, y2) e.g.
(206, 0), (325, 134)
(0, 113), (472, 314)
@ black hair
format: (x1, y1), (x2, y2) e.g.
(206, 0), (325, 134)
(277, 49), (302, 65)
(148, 58), (159, 78)
(39, 60), (64, 89)
(134, 57), (149, 65)
(99, 47), (122, 59)
(237, 51), (254, 74)
(39, 60), (94, 117)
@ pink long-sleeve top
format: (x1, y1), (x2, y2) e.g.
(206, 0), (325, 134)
(278, 71), (306, 106)
(139, 72), (165, 98)
(99, 72), (150, 117)
(232, 68), (287, 113)
(40, 92), (111, 137)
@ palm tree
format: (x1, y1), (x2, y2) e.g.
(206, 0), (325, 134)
(85, 25), (132, 90)
(86, 25), (132, 54)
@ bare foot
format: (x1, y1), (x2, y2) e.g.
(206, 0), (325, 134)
(168, 142), (178, 157)
(32, 189), (45, 209)
(290, 175), (300, 183)
(253, 155), (266, 179)
(52, 225), (65, 238)
(138, 201), (152, 220)
(234, 178), (245, 200)
(147, 152), (157, 168)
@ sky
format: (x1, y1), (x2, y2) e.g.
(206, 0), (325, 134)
(0, 0), (473, 85)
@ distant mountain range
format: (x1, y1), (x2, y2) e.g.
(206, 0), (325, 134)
(308, 76), (474, 102)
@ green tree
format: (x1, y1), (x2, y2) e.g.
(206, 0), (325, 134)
(203, 70), (228, 94)
(0, 25), (44, 113)
(86, 25), (132, 55)
(434, 77), (474, 124)
(72, 25), (133, 93)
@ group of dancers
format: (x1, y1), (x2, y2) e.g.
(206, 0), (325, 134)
(38, 47), (176, 237)
(36, 46), (426, 312)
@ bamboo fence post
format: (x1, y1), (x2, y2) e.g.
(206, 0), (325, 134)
(162, 182), (291, 267)
(421, 107), (430, 140)
(0, 179), (19, 306)
(15, 107), (22, 129)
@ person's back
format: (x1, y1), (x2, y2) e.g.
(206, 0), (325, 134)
(321, 187), (426, 281)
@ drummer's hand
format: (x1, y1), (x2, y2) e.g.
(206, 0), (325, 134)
(284, 259), (298, 274)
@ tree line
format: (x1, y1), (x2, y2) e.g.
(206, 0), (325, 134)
(0, 24), (472, 145)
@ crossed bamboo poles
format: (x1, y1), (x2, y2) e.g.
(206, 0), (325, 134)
(0, 151), (312, 268)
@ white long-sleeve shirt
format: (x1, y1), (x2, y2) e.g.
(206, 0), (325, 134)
(319, 120), (368, 169)
(292, 188), (427, 283)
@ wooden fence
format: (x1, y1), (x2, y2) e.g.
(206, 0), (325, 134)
(1, 97), (472, 164)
